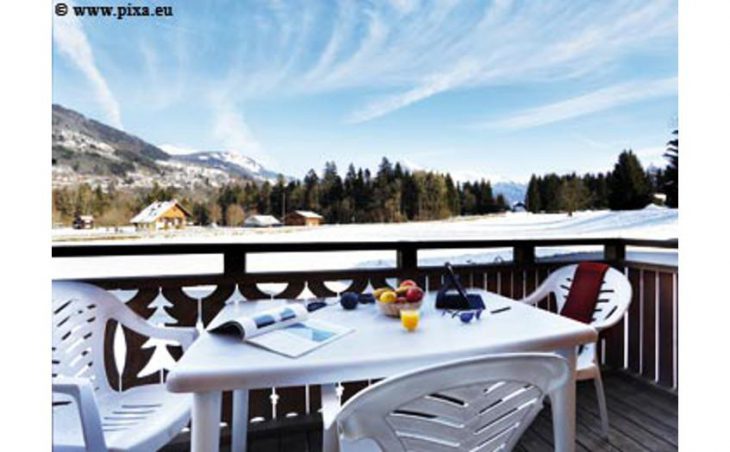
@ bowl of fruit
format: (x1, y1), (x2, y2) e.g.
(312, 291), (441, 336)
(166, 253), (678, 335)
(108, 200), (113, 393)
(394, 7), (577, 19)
(374, 280), (425, 317)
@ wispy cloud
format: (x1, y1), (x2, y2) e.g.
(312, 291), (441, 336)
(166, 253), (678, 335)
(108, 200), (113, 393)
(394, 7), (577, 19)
(210, 100), (269, 166)
(321, 0), (676, 123)
(476, 77), (677, 130)
(52, 0), (676, 173)
(346, 60), (481, 123)
(53, 6), (122, 128)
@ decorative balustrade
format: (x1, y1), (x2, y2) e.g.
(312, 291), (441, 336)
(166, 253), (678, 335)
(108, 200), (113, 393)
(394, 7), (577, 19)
(52, 238), (678, 428)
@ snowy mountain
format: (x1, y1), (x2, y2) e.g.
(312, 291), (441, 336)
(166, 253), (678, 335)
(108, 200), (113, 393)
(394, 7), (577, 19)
(172, 151), (282, 182)
(52, 104), (523, 196)
(396, 160), (527, 204)
(51, 104), (283, 189)
(492, 181), (527, 205)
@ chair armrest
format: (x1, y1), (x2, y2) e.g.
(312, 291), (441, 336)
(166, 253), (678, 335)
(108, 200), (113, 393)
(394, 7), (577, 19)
(131, 323), (198, 351)
(519, 279), (553, 306)
(112, 304), (198, 350)
(53, 377), (108, 451)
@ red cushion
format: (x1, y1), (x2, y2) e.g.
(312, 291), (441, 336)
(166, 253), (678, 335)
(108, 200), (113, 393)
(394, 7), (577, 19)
(560, 262), (610, 324)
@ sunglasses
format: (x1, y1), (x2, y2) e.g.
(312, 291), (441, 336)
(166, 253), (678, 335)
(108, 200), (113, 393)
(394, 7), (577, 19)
(442, 308), (484, 324)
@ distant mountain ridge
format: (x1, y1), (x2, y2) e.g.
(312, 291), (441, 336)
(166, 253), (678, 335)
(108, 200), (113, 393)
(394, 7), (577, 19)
(52, 104), (526, 203)
(52, 104), (283, 189)
(397, 160), (526, 204)
(173, 151), (282, 182)
(492, 181), (527, 205)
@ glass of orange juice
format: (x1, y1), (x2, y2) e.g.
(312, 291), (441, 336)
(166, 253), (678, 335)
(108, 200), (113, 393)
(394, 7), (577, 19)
(400, 309), (420, 332)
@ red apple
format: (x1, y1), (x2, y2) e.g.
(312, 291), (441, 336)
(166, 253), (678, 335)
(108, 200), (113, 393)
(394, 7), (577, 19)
(405, 286), (424, 302)
(399, 279), (417, 288)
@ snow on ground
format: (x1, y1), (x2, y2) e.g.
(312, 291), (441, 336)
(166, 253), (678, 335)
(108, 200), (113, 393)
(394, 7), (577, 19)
(52, 208), (677, 279)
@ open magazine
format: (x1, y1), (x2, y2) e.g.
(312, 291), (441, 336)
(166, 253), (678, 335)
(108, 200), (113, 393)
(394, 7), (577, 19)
(208, 304), (353, 358)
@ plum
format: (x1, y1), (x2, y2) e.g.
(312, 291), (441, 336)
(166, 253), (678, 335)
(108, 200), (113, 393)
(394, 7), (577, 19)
(340, 292), (359, 310)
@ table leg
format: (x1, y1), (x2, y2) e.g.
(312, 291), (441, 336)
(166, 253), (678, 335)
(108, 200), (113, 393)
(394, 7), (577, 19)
(191, 391), (222, 452)
(552, 347), (577, 452)
(232, 389), (249, 452)
(321, 383), (341, 452)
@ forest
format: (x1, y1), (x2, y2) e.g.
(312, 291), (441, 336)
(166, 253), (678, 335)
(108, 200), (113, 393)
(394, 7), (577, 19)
(526, 131), (678, 214)
(52, 131), (678, 227)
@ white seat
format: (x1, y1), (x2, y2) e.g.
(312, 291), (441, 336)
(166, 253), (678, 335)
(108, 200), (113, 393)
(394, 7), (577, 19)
(52, 281), (198, 452)
(323, 353), (570, 452)
(519, 264), (632, 437)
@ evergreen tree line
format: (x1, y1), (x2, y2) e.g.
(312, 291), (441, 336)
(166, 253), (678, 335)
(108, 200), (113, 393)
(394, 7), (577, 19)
(525, 136), (678, 215)
(53, 132), (678, 227)
(195, 158), (510, 226)
(52, 158), (510, 227)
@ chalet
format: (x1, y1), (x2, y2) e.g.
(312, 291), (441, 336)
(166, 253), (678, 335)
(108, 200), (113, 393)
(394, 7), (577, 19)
(652, 193), (667, 206)
(72, 215), (94, 230)
(244, 215), (281, 228)
(511, 201), (528, 213)
(284, 210), (324, 227)
(130, 200), (192, 231)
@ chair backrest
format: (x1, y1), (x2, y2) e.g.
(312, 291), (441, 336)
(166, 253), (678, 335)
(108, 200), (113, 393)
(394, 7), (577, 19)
(335, 353), (569, 452)
(52, 281), (127, 393)
(543, 264), (632, 331)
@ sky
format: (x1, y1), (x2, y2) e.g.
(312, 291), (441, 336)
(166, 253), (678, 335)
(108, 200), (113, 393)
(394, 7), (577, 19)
(52, 0), (677, 182)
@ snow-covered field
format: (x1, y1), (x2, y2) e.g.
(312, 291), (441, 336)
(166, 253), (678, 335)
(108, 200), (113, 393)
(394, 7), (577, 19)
(53, 208), (677, 279)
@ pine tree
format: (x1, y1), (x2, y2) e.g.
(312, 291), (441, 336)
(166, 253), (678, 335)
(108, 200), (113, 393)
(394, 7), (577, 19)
(608, 150), (652, 210)
(320, 162), (343, 223)
(526, 175), (542, 212)
(460, 183), (477, 215)
(495, 194), (508, 212)
(541, 174), (562, 212)
(444, 174), (460, 216)
(664, 130), (678, 207)
(480, 181), (495, 213)
(192, 202), (210, 225)
(401, 171), (419, 220)
(593, 174), (609, 209)
(270, 175), (288, 219)
(558, 176), (589, 216)
(303, 169), (320, 211)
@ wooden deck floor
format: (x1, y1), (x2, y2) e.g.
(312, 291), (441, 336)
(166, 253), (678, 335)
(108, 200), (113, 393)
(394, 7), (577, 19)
(164, 371), (677, 452)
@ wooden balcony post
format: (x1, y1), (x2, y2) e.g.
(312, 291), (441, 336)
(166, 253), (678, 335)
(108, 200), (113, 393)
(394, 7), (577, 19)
(604, 242), (626, 265)
(224, 250), (246, 275)
(513, 245), (535, 266)
(396, 244), (418, 275)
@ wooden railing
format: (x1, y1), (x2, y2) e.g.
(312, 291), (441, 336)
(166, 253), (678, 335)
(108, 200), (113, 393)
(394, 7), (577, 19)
(52, 237), (678, 426)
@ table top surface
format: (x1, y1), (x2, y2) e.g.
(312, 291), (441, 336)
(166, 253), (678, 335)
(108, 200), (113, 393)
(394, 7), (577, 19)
(166, 290), (597, 393)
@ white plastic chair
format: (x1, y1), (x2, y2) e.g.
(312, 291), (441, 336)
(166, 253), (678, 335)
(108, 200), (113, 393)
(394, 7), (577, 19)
(52, 281), (198, 452)
(323, 353), (570, 452)
(520, 264), (632, 437)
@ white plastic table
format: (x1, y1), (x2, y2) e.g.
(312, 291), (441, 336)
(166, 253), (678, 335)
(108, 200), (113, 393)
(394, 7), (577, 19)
(166, 290), (597, 452)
